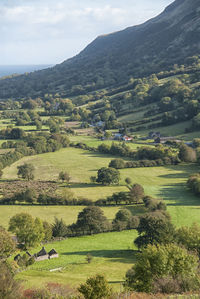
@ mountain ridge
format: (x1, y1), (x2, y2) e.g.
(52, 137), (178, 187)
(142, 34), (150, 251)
(0, 0), (199, 99)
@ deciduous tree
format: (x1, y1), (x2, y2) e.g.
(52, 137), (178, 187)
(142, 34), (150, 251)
(17, 163), (35, 181)
(78, 274), (112, 299)
(8, 213), (44, 249)
(96, 167), (120, 185)
(75, 206), (110, 235)
(125, 244), (200, 293)
(0, 226), (15, 259)
(134, 214), (175, 249)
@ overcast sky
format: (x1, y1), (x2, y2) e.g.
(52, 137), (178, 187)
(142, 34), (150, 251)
(0, 0), (174, 65)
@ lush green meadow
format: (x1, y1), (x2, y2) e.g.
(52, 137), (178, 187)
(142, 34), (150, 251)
(1, 142), (200, 291)
(69, 135), (154, 149)
(0, 205), (120, 229)
(16, 230), (138, 290)
(2, 146), (200, 227)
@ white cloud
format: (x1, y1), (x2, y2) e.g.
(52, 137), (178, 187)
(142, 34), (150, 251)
(0, 0), (174, 64)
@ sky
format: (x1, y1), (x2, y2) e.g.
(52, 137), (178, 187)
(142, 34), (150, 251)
(0, 0), (174, 65)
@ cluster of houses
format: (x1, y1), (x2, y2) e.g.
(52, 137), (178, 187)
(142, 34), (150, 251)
(113, 133), (133, 142)
(14, 247), (59, 263)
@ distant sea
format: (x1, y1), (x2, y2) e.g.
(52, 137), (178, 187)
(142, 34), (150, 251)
(0, 65), (53, 78)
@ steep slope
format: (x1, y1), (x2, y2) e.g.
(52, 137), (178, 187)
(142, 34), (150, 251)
(0, 0), (199, 99)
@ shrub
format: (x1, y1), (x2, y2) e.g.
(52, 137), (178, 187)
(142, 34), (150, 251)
(125, 244), (200, 293)
(96, 167), (120, 185)
(78, 274), (112, 299)
(86, 253), (93, 264)
(109, 158), (125, 169)
(52, 217), (68, 238)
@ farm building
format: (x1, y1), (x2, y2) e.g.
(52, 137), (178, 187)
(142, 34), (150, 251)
(123, 135), (133, 142)
(34, 247), (59, 262)
(14, 247), (59, 263)
(34, 247), (49, 262)
(48, 249), (59, 259)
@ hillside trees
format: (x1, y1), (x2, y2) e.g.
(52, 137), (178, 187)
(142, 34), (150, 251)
(43, 221), (52, 241)
(125, 244), (200, 293)
(178, 144), (197, 162)
(193, 112), (200, 129)
(109, 158), (125, 169)
(35, 120), (42, 130)
(128, 183), (144, 204)
(0, 262), (22, 299)
(78, 274), (112, 299)
(8, 213), (44, 249)
(187, 173), (200, 195)
(96, 167), (120, 185)
(22, 99), (37, 110)
(59, 171), (71, 184)
(52, 217), (68, 238)
(0, 226), (15, 259)
(134, 214), (175, 249)
(22, 188), (37, 204)
(17, 163), (35, 181)
(73, 206), (111, 235)
(112, 209), (139, 231)
(176, 223), (200, 256)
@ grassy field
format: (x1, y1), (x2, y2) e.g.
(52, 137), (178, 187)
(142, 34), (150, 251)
(2, 147), (128, 200)
(2, 146), (200, 227)
(16, 230), (138, 290)
(0, 205), (120, 229)
(70, 135), (154, 150)
(1, 143), (200, 291)
(135, 120), (194, 139)
(0, 125), (199, 293)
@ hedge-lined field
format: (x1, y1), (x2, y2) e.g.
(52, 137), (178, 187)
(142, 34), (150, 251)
(1, 146), (199, 227)
(0, 205), (121, 229)
(16, 230), (138, 290)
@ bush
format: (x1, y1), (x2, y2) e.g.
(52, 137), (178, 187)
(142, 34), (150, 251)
(125, 244), (200, 293)
(74, 206), (111, 235)
(128, 216), (140, 229)
(96, 167), (120, 185)
(0, 262), (22, 299)
(86, 253), (93, 264)
(52, 217), (68, 238)
(128, 183), (144, 203)
(109, 158), (125, 169)
(134, 213), (175, 249)
(179, 144), (197, 162)
(78, 274), (112, 299)
(143, 196), (166, 212)
(0, 226), (15, 259)
(187, 173), (200, 195)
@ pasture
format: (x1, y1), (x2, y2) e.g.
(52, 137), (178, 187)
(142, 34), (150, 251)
(0, 205), (120, 229)
(1, 143), (200, 291)
(1, 146), (200, 227)
(16, 230), (138, 290)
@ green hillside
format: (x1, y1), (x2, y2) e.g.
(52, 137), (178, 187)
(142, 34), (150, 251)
(0, 0), (199, 99)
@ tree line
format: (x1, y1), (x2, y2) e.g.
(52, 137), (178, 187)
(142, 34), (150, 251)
(0, 129), (70, 176)
(125, 213), (200, 294)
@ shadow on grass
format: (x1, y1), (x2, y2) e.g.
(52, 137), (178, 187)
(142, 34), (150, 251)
(80, 151), (131, 161)
(157, 163), (200, 207)
(159, 163), (197, 179)
(63, 249), (138, 264)
(158, 183), (200, 207)
(109, 280), (125, 284)
(68, 182), (126, 189)
(69, 183), (97, 189)
(126, 205), (147, 216)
